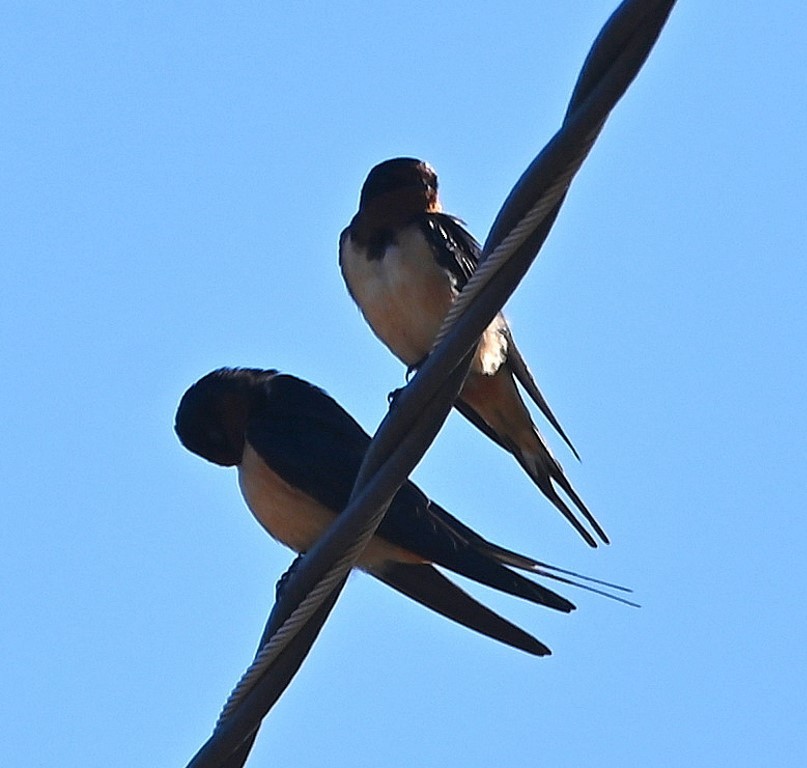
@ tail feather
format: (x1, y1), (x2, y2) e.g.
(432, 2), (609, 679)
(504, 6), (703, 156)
(372, 562), (552, 656)
(434, 544), (576, 613)
(507, 337), (580, 461)
(424, 499), (632, 604)
(487, 544), (632, 592)
(518, 440), (610, 547)
(479, 542), (640, 607)
(456, 367), (609, 547)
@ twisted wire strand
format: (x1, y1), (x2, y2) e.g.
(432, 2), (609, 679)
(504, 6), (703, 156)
(214, 501), (389, 727)
(431, 135), (596, 353)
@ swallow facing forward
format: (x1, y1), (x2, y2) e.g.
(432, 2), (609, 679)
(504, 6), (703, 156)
(339, 157), (608, 547)
(175, 368), (628, 656)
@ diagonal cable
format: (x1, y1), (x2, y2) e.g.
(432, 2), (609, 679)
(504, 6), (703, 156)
(184, 2), (677, 765)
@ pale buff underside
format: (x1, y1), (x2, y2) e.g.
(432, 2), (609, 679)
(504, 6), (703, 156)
(237, 442), (425, 568)
(341, 224), (508, 375)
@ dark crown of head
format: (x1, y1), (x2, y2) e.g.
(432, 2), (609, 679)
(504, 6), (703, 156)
(360, 157), (438, 209)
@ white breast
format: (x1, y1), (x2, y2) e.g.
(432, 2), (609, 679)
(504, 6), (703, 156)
(237, 442), (426, 568)
(341, 224), (509, 375)
(341, 225), (456, 366)
(238, 442), (335, 553)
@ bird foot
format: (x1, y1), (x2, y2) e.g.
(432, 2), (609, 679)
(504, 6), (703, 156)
(275, 553), (306, 600)
(405, 355), (428, 382)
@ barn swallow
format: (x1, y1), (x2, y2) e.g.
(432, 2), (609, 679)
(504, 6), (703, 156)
(175, 368), (632, 657)
(339, 157), (608, 548)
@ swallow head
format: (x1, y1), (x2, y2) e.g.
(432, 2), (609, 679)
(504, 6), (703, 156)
(358, 157), (440, 220)
(175, 368), (277, 466)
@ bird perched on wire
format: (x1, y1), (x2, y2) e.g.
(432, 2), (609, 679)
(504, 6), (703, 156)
(339, 157), (608, 548)
(175, 368), (631, 656)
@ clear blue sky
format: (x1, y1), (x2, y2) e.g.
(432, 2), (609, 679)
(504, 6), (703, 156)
(2, 3), (805, 766)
